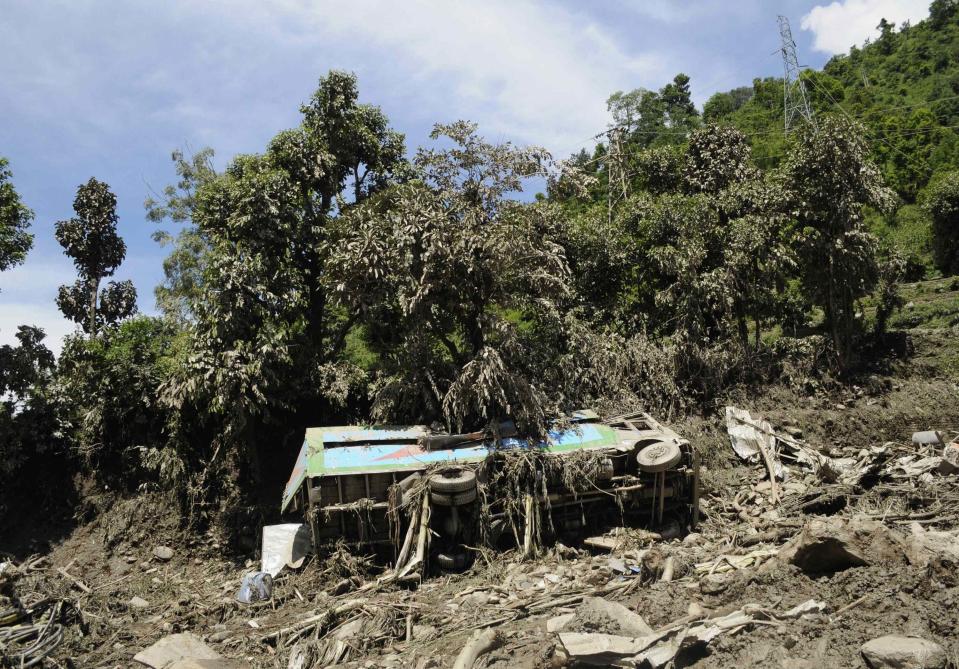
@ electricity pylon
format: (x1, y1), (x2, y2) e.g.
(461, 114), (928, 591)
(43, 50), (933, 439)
(778, 15), (815, 134)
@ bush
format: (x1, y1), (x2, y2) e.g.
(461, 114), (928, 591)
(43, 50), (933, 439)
(924, 171), (959, 275)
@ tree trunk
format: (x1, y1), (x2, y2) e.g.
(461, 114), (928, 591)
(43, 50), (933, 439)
(88, 276), (100, 336)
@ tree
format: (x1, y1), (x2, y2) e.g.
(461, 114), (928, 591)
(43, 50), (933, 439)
(923, 170), (959, 275)
(56, 317), (180, 489)
(329, 122), (570, 434)
(779, 116), (895, 369)
(145, 148), (218, 322)
(0, 157), (33, 275)
(0, 326), (59, 516)
(929, 0), (958, 29)
(55, 178), (137, 335)
(164, 70), (407, 490)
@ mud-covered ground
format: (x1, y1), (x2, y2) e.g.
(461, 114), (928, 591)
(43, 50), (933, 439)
(3, 320), (959, 668)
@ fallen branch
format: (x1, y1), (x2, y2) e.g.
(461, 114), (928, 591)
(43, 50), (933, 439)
(56, 567), (91, 594)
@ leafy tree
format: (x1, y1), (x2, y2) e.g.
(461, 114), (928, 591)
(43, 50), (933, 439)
(929, 0), (958, 29)
(145, 148), (218, 322)
(923, 170), (959, 274)
(329, 122), (570, 434)
(56, 317), (181, 490)
(55, 178), (137, 335)
(779, 116), (895, 369)
(0, 157), (33, 274)
(0, 326), (59, 516)
(164, 70), (407, 489)
(703, 86), (753, 122)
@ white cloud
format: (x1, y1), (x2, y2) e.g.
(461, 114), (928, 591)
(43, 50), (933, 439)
(801, 0), (929, 55)
(0, 303), (76, 357)
(171, 0), (665, 156)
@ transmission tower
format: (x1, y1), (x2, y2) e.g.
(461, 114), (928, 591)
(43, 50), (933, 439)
(778, 15), (815, 134)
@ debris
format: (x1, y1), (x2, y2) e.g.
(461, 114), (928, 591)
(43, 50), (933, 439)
(860, 635), (947, 669)
(236, 571), (274, 604)
(133, 632), (222, 669)
(569, 597), (654, 637)
(167, 660), (240, 669)
(557, 631), (658, 666)
(912, 431), (945, 446)
(547, 613), (575, 633)
(557, 599), (828, 668)
(56, 565), (91, 593)
(261, 523), (311, 576)
(774, 517), (911, 574)
(153, 546), (175, 561)
(452, 627), (503, 669)
(938, 443), (959, 474)
(694, 548), (778, 575)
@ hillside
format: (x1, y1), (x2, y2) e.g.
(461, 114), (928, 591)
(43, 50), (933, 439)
(705, 0), (959, 270)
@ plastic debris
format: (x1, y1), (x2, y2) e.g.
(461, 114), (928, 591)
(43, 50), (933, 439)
(235, 571), (273, 604)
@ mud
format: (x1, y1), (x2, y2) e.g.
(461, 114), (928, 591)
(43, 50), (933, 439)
(3, 329), (959, 668)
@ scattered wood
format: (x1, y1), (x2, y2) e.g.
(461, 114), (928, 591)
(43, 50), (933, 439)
(56, 566), (91, 594)
(452, 627), (503, 669)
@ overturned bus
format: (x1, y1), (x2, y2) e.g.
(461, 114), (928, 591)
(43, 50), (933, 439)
(281, 411), (698, 569)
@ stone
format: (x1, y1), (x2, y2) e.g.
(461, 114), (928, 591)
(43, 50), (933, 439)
(133, 632), (221, 669)
(699, 573), (731, 595)
(129, 596), (150, 609)
(860, 635), (946, 669)
(412, 624), (438, 641)
(153, 546), (174, 561)
(546, 613), (575, 633)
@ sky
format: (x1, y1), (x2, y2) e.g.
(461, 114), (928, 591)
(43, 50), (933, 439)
(0, 0), (932, 354)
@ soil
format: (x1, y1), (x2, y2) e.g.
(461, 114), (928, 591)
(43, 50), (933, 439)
(3, 326), (959, 668)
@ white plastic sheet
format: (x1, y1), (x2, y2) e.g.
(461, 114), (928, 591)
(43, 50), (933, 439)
(261, 523), (311, 577)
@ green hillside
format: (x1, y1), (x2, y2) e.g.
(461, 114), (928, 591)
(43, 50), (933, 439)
(705, 0), (959, 271)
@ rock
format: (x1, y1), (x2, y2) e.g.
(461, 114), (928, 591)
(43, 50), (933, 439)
(546, 613), (575, 633)
(860, 635), (946, 669)
(167, 661), (242, 669)
(153, 546), (175, 561)
(133, 632), (221, 669)
(700, 573), (731, 595)
(412, 624), (438, 641)
(129, 596), (150, 609)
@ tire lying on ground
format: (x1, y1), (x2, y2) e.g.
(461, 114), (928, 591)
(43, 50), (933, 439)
(430, 487), (478, 506)
(429, 469), (477, 493)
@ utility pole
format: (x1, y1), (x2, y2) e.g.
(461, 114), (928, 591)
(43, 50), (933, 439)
(778, 15), (815, 134)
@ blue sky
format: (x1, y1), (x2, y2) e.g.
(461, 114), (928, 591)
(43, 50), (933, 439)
(0, 0), (931, 352)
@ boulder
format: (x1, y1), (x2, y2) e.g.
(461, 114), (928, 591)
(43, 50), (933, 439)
(861, 635), (947, 669)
